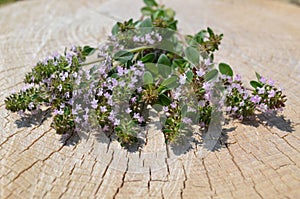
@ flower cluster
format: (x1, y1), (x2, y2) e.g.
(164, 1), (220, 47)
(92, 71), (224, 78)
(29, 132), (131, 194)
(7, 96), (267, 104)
(5, 0), (287, 147)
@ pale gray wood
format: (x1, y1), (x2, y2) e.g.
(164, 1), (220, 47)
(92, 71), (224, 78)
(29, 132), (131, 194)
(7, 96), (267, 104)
(0, 0), (299, 198)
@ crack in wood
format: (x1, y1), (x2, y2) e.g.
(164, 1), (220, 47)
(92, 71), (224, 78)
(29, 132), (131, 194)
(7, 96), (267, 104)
(112, 158), (129, 199)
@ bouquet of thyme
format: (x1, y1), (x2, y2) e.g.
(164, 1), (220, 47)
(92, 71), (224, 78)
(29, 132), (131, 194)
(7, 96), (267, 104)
(5, 0), (287, 147)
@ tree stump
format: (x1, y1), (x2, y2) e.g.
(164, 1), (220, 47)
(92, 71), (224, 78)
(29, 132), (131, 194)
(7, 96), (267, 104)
(0, 0), (299, 198)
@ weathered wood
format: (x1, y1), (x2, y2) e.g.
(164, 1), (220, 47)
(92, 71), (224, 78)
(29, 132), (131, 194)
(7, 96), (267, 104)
(0, 0), (300, 198)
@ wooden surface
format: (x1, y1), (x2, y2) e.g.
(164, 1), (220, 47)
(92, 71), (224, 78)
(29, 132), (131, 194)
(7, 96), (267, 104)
(0, 0), (300, 198)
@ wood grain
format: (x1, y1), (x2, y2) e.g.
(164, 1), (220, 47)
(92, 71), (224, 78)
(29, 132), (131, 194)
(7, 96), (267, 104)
(0, 0), (300, 198)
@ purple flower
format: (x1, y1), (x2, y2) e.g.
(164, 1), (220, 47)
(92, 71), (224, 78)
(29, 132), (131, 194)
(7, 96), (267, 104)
(203, 82), (211, 91)
(182, 117), (192, 124)
(204, 58), (211, 66)
(73, 72), (78, 78)
(250, 95), (262, 104)
(131, 96), (137, 103)
(145, 33), (155, 44)
(196, 68), (205, 77)
(259, 103), (268, 111)
(125, 108), (132, 114)
(65, 92), (70, 99)
(83, 114), (89, 121)
(137, 87), (143, 93)
(111, 78), (118, 87)
(204, 92), (211, 101)
(75, 117), (81, 123)
(226, 106), (232, 112)
(54, 109), (64, 115)
(137, 61), (145, 68)
(156, 34), (162, 42)
(232, 106), (238, 112)
(260, 77), (267, 84)
(258, 87), (265, 94)
(104, 92), (111, 99)
(67, 99), (74, 105)
(268, 90), (276, 98)
(220, 74), (227, 80)
(53, 51), (60, 59)
(57, 84), (62, 92)
(107, 98), (114, 106)
(18, 110), (24, 116)
(133, 35), (140, 42)
(268, 79), (275, 86)
(170, 102), (177, 109)
(123, 68), (129, 75)
(21, 83), (34, 92)
(138, 116), (144, 123)
(235, 74), (242, 81)
(187, 106), (196, 113)
(102, 125), (109, 131)
(59, 72), (68, 81)
(98, 68), (106, 75)
(173, 89), (181, 100)
(28, 102), (35, 110)
(75, 104), (82, 111)
(114, 119), (120, 126)
(97, 88), (103, 96)
(119, 80), (126, 87)
(131, 76), (138, 83)
(128, 83), (135, 89)
(72, 108), (78, 115)
(179, 74), (186, 85)
(240, 101), (245, 106)
(163, 106), (169, 112)
(133, 112), (141, 119)
(108, 110), (116, 121)
(91, 99), (98, 109)
(134, 70), (143, 76)
(100, 106), (107, 113)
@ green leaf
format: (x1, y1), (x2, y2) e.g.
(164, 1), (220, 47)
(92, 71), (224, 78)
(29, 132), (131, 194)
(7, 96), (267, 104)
(145, 63), (158, 76)
(204, 69), (218, 82)
(207, 27), (214, 37)
(141, 7), (153, 16)
(158, 64), (172, 78)
(250, 80), (262, 89)
(157, 54), (171, 66)
(141, 53), (155, 63)
(82, 46), (96, 56)
(113, 50), (134, 64)
(139, 18), (153, 28)
(158, 94), (172, 106)
(181, 104), (188, 117)
(158, 76), (179, 93)
(186, 70), (194, 83)
(185, 46), (199, 66)
(153, 10), (165, 19)
(161, 76), (178, 88)
(143, 71), (154, 85)
(143, 0), (158, 7)
(111, 23), (119, 35)
(163, 129), (173, 133)
(218, 63), (233, 77)
(255, 72), (261, 81)
(172, 59), (187, 69)
(167, 20), (178, 31)
(165, 8), (175, 18)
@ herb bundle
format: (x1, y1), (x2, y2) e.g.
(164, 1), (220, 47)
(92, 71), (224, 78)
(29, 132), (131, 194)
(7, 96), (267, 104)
(5, 0), (287, 147)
